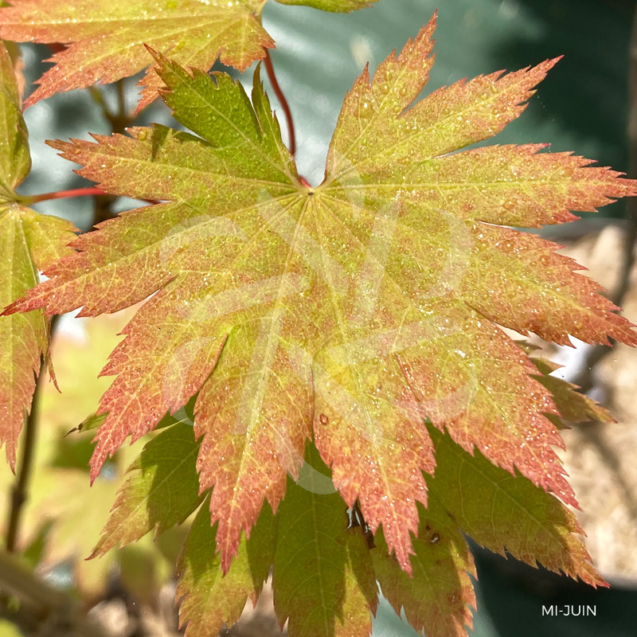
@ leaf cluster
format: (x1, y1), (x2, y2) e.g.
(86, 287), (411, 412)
(0, 3), (635, 636)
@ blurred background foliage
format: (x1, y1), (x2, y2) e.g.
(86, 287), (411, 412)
(3, 0), (637, 635)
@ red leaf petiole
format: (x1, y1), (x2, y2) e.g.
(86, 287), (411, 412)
(17, 187), (106, 205)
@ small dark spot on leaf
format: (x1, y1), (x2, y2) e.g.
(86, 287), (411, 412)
(319, 413), (329, 425)
(430, 532), (441, 544)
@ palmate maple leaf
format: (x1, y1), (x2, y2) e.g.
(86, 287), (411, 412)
(0, 42), (75, 468)
(4, 15), (636, 579)
(0, 0), (376, 110)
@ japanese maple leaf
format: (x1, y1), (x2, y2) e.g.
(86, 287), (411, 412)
(174, 427), (602, 637)
(0, 42), (75, 468)
(89, 348), (609, 637)
(4, 15), (636, 575)
(0, 0), (376, 110)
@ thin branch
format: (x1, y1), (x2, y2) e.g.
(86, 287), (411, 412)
(614, 7), (637, 309)
(109, 78), (131, 135)
(115, 78), (127, 122)
(88, 85), (113, 121)
(5, 317), (59, 553)
(0, 549), (68, 610)
(18, 187), (106, 205)
(264, 50), (296, 157)
(87, 79), (133, 223)
(4, 401), (38, 552)
(87, 79), (132, 135)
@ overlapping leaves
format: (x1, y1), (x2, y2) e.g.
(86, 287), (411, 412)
(87, 346), (607, 637)
(0, 0), (376, 109)
(0, 42), (75, 468)
(0, 313), (182, 597)
(100, 416), (605, 637)
(3, 13), (636, 636)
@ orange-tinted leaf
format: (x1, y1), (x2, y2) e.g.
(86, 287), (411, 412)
(0, 311), (175, 596)
(0, 0), (375, 109)
(0, 42), (75, 468)
(4, 16), (636, 577)
(195, 318), (312, 573)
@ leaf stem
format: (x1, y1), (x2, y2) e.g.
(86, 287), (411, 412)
(88, 79), (134, 223)
(18, 187), (107, 205)
(264, 50), (296, 157)
(88, 85), (111, 119)
(115, 78), (127, 122)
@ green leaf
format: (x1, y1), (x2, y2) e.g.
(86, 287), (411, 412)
(70, 412), (108, 435)
(92, 422), (204, 556)
(273, 444), (377, 637)
(276, 0), (375, 11)
(0, 0), (375, 109)
(0, 43), (76, 469)
(177, 495), (276, 636)
(71, 400), (195, 436)
(374, 496), (476, 637)
(427, 425), (605, 587)
(0, 41), (28, 196)
(178, 444), (378, 637)
(529, 356), (613, 424)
